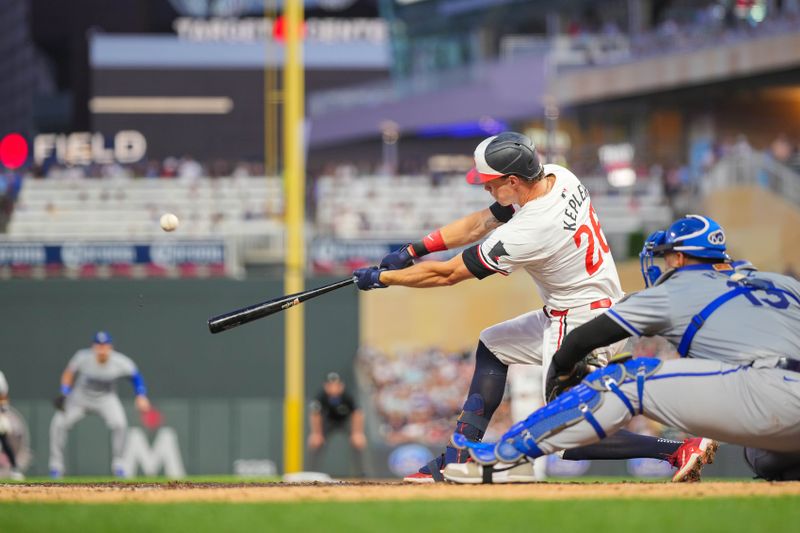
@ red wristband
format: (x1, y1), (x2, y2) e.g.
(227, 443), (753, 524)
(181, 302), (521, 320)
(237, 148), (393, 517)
(423, 229), (447, 252)
(411, 229), (447, 256)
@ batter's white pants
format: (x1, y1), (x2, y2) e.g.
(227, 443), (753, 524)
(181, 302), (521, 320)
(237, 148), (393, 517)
(49, 392), (128, 473)
(480, 305), (627, 401)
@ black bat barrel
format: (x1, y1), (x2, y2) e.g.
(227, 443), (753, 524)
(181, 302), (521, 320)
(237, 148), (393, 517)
(208, 277), (354, 334)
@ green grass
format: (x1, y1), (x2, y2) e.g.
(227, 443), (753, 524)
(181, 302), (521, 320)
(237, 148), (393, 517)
(2, 498), (799, 533)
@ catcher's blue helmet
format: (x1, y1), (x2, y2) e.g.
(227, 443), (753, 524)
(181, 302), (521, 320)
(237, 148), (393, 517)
(640, 215), (729, 287)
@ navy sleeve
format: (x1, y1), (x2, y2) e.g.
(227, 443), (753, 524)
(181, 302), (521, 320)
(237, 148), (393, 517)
(551, 314), (631, 372)
(462, 244), (498, 280)
(489, 202), (515, 223)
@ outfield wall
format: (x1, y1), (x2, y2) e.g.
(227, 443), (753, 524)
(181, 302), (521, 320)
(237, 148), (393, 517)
(0, 278), (359, 477)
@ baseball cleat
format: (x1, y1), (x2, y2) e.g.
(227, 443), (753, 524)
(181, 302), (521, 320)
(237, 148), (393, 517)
(403, 471), (438, 484)
(49, 468), (63, 479)
(403, 453), (445, 483)
(443, 459), (538, 484)
(668, 437), (719, 482)
(9, 469), (25, 481)
(402, 449), (475, 483)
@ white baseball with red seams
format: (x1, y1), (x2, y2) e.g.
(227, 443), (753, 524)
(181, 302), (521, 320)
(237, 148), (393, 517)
(159, 213), (180, 232)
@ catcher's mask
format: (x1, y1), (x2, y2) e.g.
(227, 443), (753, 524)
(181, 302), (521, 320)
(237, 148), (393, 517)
(639, 214), (730, 287)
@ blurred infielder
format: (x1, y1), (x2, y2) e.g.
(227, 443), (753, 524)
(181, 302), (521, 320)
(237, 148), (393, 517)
(0, 370), (24, 480)
(354, 132), (713, 482)
(49, 331), (151, 478)
(445, 215), (800, 483)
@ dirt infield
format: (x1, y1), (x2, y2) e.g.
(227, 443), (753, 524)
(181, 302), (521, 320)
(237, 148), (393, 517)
(2, 481), (799, 503)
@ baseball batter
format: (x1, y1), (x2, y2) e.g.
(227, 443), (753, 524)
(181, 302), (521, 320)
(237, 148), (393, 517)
(445, 215), (800, 482)
(354, 132), (710, 482)
(0, 370), (24, 480)
(49, 331), (151, 478)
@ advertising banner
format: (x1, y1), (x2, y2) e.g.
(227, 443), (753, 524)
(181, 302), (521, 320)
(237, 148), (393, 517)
(0, 240), (228, 277)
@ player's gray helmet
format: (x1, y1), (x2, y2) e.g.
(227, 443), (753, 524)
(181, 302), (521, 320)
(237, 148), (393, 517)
(466, 132), (544, 184)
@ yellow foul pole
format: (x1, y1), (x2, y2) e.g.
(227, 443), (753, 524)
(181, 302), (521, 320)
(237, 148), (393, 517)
(282, 0), (306, 474)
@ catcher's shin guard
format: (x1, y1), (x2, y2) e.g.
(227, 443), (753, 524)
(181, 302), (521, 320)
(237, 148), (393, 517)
(496, 382), (605, 463)
(456, 357), (664, 466)
(453, 383), (606, 465)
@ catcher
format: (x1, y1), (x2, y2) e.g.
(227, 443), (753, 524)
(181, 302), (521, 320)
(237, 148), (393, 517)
(445, 215), (800, 483)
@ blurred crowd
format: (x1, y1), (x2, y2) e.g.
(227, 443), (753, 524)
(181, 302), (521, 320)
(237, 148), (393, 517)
(5, 124), (800, 242)
(0, 170), (24, 229)
(766, 133), (800, 174)
(37, 155), (266, 181)
(356, 345), (513, 446)
(356, 338), (691, 449)
(631, 1), (800, 57)
(556, 1), (800, 69)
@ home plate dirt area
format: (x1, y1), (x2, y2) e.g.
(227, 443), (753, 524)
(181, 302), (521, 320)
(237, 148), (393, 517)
(1, 481), (799, 503)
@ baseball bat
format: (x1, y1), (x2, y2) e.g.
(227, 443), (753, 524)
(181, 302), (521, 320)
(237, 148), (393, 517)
(208, 277), (355, 334)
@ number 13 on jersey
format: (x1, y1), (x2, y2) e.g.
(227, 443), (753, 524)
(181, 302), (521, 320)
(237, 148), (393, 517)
(573, 204), (610, 275)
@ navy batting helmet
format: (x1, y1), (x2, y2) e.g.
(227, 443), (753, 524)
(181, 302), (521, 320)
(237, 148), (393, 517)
(466, 132), (544, 184)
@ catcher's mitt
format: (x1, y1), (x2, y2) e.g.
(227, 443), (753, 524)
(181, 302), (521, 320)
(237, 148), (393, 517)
(545, 354), (609, 403)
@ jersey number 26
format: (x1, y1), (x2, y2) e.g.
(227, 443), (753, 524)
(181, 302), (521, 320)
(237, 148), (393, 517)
(573, 204), (610, 275)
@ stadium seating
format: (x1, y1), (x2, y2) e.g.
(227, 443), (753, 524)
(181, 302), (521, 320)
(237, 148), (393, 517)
(7, 176), (285, 240)
(315, 174), (672, 242)
(6, 173), (673, 267)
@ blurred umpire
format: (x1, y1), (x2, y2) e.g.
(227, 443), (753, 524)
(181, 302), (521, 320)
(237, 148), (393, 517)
(0, 370), (24, 480)
(49, 331), (151, 478)
(307, 372), (367, 476)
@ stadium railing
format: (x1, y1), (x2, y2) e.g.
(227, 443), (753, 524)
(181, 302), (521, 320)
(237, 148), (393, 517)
(701, 149), (800, 208)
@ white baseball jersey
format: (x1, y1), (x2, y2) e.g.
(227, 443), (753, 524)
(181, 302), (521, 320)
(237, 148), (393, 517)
(0, 370), (7, 396)
(463, 164), (623, 310)
(67, 349), (138, 397)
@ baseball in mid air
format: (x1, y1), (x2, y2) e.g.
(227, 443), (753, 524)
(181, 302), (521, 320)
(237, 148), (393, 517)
(159, 213), (180, 232)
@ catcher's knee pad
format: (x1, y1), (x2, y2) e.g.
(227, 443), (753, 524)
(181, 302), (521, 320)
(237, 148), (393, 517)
(495, 383), (604, 462)
(495, 357), (663, 463)
(583, 357), (662, 416)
